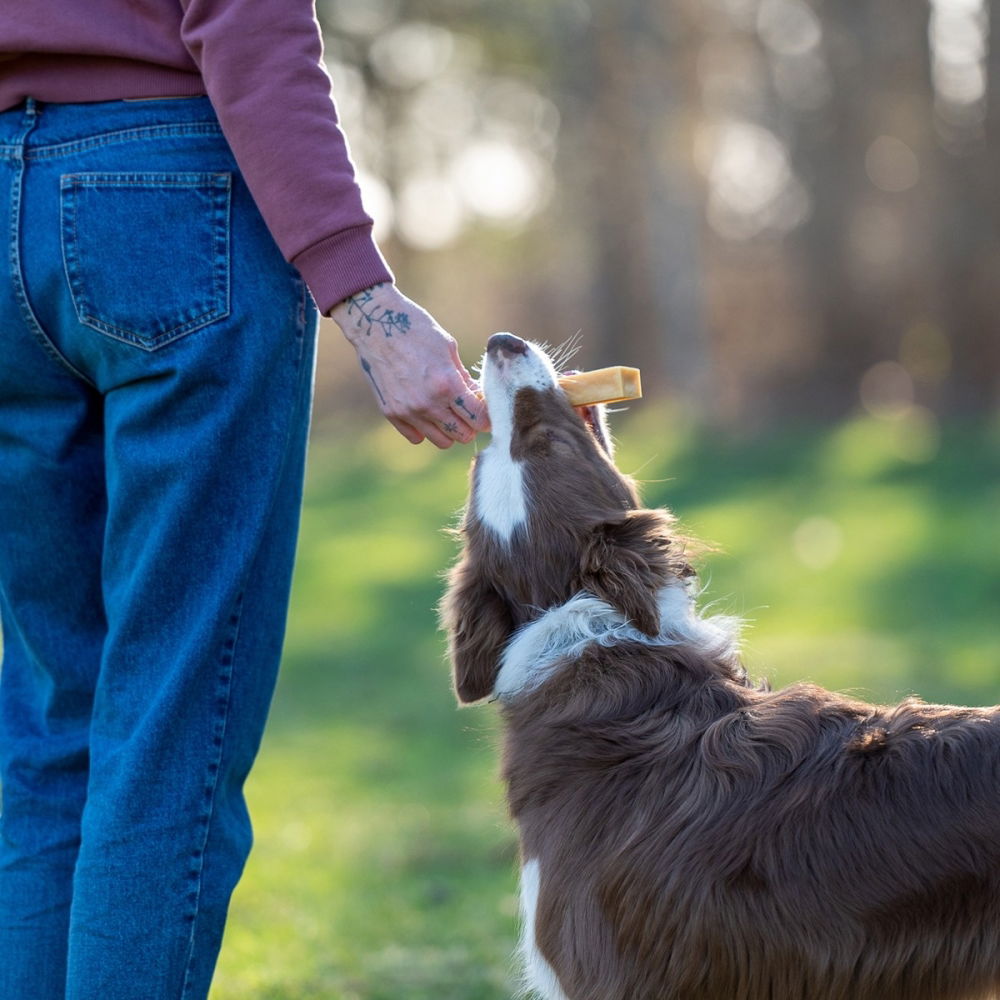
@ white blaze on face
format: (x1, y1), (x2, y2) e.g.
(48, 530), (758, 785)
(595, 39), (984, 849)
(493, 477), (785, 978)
(473, 335), (559, 542)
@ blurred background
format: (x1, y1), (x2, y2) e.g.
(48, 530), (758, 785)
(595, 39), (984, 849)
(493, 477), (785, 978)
(212, 1), (1000, 996)
(313, 0), (999, 429)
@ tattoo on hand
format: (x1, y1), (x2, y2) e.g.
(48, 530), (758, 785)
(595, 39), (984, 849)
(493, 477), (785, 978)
(454, 397), (477, 421)
(360, 356), (387, 406)
(344, 284), (412, 338)
(443, 421), (459, 435)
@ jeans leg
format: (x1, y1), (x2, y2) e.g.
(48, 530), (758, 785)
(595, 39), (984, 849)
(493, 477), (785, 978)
(62, 281), (318, 1000)
(0, 148), (106, 1000)
(0, 369), (106, 1000)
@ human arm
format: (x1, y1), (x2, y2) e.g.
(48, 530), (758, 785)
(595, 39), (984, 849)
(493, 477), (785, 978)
(176, 1), (489, 445)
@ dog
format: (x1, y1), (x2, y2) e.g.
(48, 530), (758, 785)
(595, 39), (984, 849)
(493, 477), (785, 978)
(440, 333), (1000, 1000)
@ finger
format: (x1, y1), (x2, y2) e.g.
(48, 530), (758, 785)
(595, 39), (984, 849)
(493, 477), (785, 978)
(468, 392), (490, 432)
(449, 339), (481, 393)
(411, 417), (456, 450)
(449, 386), (488, 433)
(443, 409), (477, 444)
(447, 343), (490, 428)
(390, 417), (426, 445)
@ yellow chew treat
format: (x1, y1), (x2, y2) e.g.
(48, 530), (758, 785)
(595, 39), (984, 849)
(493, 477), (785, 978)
(557, 366), (642, 406)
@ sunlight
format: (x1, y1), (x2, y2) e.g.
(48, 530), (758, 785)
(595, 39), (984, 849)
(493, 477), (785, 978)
(864, 136), (920, 193)
(450, 140), (547, 223)
(792, 516), (844, 571)
(408, 77), (478, 141)
(355, 169), (394, 242)
(859, 361), (916, 421)
(395, 172), (466, 249)
(328, 0), (400, 37)
(756, 0), (822, 57)
(929, 0), (988, 126)
(369, 21), (456, 89)
(702, 119), (810, 239)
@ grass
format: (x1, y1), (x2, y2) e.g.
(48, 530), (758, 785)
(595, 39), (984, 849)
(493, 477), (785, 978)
(210, 410), (1000, 999)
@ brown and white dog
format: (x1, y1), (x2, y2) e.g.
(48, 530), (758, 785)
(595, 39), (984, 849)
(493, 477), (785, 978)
(441, 333), (1000, 1000)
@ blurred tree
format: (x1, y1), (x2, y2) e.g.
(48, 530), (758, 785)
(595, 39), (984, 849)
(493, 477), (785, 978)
(571, 0), (708, 397)
(931, 0), (1000, 414)
(779, 2), (933, 417)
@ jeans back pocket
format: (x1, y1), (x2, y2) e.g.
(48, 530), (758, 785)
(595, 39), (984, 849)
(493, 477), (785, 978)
(61, 172), (231, 351)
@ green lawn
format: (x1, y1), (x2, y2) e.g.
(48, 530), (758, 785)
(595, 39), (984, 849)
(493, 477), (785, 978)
(210, 411), (1000, 999)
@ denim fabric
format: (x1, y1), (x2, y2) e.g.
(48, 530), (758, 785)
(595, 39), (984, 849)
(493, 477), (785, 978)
(0, 98), (318, 999)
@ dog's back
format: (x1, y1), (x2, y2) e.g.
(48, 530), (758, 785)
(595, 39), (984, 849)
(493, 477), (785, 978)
(503, 636), (1000, 1000)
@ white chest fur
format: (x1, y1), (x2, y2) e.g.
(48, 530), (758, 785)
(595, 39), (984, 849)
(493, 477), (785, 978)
(473, 445), (528, 542)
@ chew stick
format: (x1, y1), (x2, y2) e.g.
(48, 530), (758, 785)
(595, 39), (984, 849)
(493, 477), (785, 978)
(557, 366), (642, 406)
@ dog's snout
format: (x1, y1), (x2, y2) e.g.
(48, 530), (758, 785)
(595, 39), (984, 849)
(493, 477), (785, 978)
(487, 333), (529, 358)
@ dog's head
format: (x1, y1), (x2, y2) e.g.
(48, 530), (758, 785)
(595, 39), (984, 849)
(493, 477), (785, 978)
(442, 334), (693, 703)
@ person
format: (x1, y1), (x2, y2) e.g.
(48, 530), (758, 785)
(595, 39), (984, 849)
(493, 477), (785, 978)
(0, 2), (488, 998)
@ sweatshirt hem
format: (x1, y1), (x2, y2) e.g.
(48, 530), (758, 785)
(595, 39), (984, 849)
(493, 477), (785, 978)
(292, 227), (395, 315)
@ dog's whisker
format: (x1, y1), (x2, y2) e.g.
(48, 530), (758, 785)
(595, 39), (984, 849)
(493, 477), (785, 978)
(548, 331), (584, 372)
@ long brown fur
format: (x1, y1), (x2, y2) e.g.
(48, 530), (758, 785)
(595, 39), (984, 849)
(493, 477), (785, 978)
(441, 379), (1000, 1000)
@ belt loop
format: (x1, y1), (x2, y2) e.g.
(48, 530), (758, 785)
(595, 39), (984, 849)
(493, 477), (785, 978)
(23, 97), (39, 119)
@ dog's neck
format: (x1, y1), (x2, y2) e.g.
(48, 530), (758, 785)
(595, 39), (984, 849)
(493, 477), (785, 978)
(493, 582), (741, 701)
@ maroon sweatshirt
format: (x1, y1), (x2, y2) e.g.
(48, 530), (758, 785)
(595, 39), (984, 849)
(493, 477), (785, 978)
(0, 0), (393, 313)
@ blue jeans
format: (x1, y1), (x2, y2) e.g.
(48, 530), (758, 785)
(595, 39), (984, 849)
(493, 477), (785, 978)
(0, 98), (318, 998)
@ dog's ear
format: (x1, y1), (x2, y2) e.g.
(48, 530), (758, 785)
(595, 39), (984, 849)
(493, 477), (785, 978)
(440, 561), (516, 704)
(578, 509), (680, 637)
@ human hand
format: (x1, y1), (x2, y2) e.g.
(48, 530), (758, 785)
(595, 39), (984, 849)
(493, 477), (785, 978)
(330, 283), (489, 448)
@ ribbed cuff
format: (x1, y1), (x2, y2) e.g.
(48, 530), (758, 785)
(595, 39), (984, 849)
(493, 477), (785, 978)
(292, 225), (395, 315)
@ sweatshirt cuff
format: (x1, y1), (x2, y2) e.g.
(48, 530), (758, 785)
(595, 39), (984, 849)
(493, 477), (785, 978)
(292, 225), (395, 316)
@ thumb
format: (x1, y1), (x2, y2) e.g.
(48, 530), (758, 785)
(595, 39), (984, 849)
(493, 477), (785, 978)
(449, 339), (479, 392)
(449, 341), (489, 427)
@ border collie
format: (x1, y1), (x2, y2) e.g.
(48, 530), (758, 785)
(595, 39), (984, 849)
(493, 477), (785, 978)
(441, 333), (1000, 1000)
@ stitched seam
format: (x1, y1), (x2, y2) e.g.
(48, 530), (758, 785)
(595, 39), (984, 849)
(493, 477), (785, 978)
(214, 176), (232, 333)
(178, 591), (244, 999)
(8, 116), (95, 386)
(61, 172), (231, 188)
(0, 122), (224, 162)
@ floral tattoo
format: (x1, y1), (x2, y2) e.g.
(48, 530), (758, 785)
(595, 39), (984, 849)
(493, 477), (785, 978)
(343, 283), (412, 338)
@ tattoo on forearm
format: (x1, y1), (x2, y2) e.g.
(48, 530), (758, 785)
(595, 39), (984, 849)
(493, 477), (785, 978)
(344, 283), (412, 338)
(454, 397), (477, 421)
(360, 357), (387, 405)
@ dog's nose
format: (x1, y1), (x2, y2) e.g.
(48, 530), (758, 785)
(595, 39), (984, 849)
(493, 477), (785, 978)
(487, 333), (528, 357)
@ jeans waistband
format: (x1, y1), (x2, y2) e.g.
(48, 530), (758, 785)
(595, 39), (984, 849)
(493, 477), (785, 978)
(0, 96), (222, 160)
